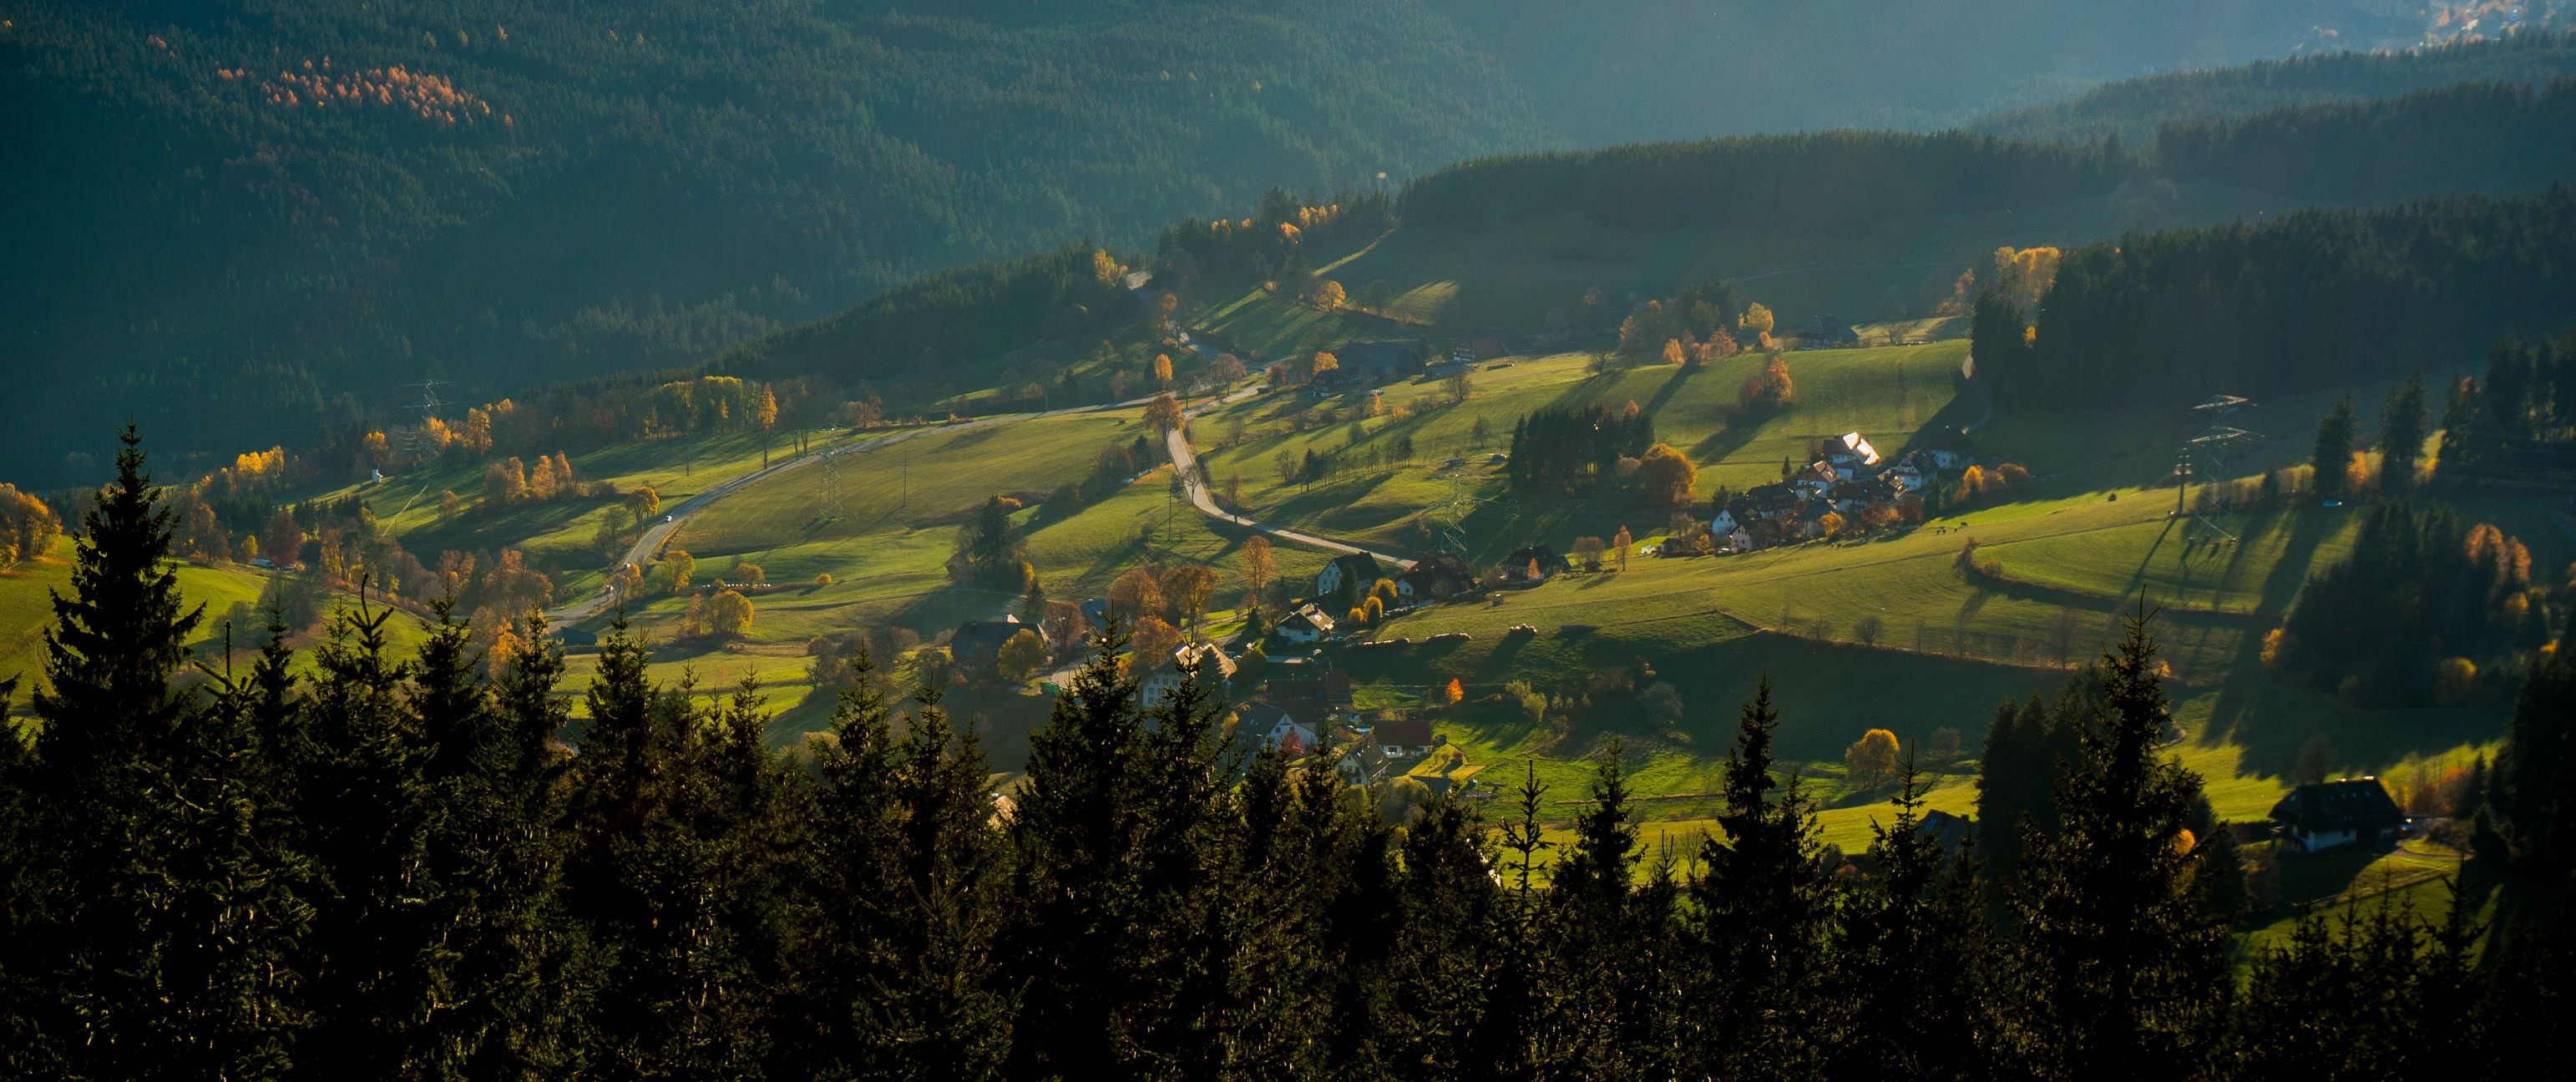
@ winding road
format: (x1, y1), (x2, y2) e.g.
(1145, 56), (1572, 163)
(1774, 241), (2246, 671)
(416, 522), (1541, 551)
(1161, 413), (1411, 569)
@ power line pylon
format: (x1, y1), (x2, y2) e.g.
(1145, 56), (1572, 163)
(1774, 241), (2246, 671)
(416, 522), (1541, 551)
(2179, 395), (2260, 544)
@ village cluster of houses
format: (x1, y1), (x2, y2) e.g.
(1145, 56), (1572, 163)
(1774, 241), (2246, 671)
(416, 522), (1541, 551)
(1703, 427), (1978, 553)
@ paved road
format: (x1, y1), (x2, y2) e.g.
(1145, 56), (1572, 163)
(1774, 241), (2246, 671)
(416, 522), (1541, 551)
(1160, 417), (1411, 569)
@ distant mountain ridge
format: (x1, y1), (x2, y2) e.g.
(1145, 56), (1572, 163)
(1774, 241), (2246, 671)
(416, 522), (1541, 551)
(1971, 31), (2576, 145)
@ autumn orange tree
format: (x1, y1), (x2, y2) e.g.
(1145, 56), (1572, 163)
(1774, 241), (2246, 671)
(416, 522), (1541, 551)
(1144, 392), (1184, 433)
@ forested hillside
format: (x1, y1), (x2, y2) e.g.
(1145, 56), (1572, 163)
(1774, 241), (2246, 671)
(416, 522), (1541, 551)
(0, 0), (1544, 485)
(1972, 31), (2576, 144)
(1976, 188), (2576, 407)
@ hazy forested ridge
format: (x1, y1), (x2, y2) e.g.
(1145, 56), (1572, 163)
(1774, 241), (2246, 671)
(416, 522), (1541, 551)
(1972, 31), (2576, 145)
(0, 0), (1544, 486)
(1422, 0), (2445, 141)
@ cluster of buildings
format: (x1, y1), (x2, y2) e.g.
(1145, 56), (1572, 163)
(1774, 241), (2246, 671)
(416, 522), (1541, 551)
(1703, 427), (1977, 553)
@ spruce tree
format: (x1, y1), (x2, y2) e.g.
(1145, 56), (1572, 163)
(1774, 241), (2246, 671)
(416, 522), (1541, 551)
(1835, 756), (1990, 1082)
(1688, 677), (1830, 1079)
(2311, 392), (2356, 499)
(2380, 372), (2427, 493)
(292, 589), (450, 1081)
(1551, 741), (1643, 1079)
(2498, 616), (2576, 872)
(1366, 794), (1502, 1079)
(1000, 628), (1147, 1080)
(14, 425), (255, 1077)
(2007, 607), (2231, 1081)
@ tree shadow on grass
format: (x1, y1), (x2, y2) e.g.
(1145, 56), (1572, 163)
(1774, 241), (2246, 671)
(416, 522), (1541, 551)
(2195, 666), (2510, 783)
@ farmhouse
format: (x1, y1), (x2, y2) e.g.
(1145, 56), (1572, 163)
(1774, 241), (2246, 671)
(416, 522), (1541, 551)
(2270, 778), (2410, 852)
(1823, 432), (1881, 478)
(1232, 700), (1318, 756)
(1498, 544), (1571, 584)
(1277, 604), (1338, 644)
(1314, 552), (1388, 599)
(949, 616), (1026, 666)
(1138, 641), (1237, 705)
(1372, 715), (1440, 761)
(1397, 552), (1476, 603)
(1916, 427), (1977, 472)
(1730, 483), (1800, 523)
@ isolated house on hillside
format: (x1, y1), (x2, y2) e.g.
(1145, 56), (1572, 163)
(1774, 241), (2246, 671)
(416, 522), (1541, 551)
(1498, 544), (1571, 584)
(949, 616), (1025, 666)
(1397, 553), (1476, 603)
(2270, 778), (2410, 852)
(1314, 552), (1387, 599)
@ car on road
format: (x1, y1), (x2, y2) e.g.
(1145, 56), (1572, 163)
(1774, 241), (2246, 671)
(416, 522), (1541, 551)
(663, 513), (673, 523)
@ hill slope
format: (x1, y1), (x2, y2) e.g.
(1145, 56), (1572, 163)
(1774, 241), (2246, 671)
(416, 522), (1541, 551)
(0, 0), (1546, 484)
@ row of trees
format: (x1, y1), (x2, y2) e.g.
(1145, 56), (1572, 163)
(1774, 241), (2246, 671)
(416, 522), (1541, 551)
(1504, 403), (1657, 495)
(7, 432), (2576, 1079)
(2270, 502), (2559, 706)
(2437, 330), (2576, 488)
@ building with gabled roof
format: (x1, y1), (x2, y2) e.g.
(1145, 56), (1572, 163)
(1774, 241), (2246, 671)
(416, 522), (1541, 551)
(1314, 551), (1388, 599)
(2270, 778), (2409, 852)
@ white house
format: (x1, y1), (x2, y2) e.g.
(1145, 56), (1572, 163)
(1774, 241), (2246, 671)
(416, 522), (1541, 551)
(1139, 641), (1238, 705)
(1708, 508), (1741, 537)
(1234, 701), (1318, 756)
(1276, 604), (1338, 644)
(2270, 778), (2409, 852)
(1917, 427), (1977, 472)
(1824, 432), (1881, 478)
(1313, 552), (1387, 599)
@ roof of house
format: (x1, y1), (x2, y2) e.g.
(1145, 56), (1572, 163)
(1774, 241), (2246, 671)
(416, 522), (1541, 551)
(1326, 552), (1385, 583)
(1236, 700), (1298, 733)
(1918, 809), (1973, 854)
(1503, 544), (1568, 569)
(1281, 604), (1336, 633)
(2270, 779), (2407, 833)
(1832, 432), (1881, 465)
(1374, 716), (1435, 748)
(950, 616), (1025, 655)
(1151, 641), (1237, 684)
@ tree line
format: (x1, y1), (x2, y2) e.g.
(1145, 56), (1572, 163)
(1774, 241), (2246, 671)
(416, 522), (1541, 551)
(1975, 188), (2576, 407)
(10, 427), (2576, 1079)
(1970, 31), (2576, 146)
(1504, 403), (1657, 495)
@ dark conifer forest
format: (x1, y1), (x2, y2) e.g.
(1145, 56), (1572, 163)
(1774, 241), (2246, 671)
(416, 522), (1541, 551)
(7, 430), (2576, 1080)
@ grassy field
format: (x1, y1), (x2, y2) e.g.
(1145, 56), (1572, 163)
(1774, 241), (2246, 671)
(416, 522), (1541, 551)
(3, 537), (431, 712)
(1192, 342), (1975, 566)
